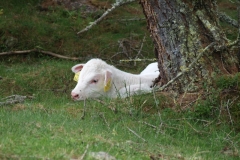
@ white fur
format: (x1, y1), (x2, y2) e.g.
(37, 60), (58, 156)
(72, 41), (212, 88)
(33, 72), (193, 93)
(71, 59), (159, 100)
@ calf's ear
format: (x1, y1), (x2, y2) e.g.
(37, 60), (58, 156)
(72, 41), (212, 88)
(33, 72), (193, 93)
(71, 64), (84, 73)
(104, 70), (112, 92)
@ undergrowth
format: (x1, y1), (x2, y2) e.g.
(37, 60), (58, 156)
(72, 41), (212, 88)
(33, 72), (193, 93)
(185, 73), (240, 131)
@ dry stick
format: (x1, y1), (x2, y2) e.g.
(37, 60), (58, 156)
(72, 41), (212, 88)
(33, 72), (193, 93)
(80, 99), (86, 119)
(99, 113), (110, 130)
(135, 35), (146, 59)
(119, 58), (157, 62)
(134, 35), (146, 66)
(127, 127), (146, 142)
(140, 121), (157, 129)
(226, 99), (233, 125)
(0, 49), (81, 60)
(39, 50), (80, 60)
(79, 144), (89, 160)
(118, 18), (145, 21)
(77, 0), (136, 35)
(157, 42), (216, 91)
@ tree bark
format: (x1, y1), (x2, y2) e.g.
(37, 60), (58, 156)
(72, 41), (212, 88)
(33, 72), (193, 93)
(140, 0), (239, 93)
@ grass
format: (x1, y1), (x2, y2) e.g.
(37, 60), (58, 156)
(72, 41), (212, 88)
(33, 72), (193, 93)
(217, 0), (239, 40)
(0, 0), (240, 159)
(0, 59), (240, 159)
(0, 0), (153, 62)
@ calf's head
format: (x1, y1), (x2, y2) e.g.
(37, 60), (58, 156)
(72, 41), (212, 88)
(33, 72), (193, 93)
(71, 59), (112, 100)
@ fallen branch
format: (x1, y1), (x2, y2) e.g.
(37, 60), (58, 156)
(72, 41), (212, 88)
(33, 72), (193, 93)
(0, 49), (82, 61)
(77, 0), (136, 35)
(0, 95), (34, 106)
(218, 11), (238, 28)
(119, 58), (157, 62)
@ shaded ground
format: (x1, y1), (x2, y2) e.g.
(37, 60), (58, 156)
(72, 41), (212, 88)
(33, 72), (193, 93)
(40, 0), (107, 12)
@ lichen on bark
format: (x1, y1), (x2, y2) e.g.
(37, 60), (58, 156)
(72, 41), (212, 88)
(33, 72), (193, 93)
(140, 0), (239, 94)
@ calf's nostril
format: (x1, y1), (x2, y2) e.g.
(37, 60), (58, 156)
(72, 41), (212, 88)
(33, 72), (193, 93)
(71, 92), (79, 99)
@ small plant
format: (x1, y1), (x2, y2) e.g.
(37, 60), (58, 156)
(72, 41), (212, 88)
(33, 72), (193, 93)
(215, 73), (240, 90)
(0, 9), (3, 15)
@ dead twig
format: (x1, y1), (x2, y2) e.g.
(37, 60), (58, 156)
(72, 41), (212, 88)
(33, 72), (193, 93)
(127, 127), (146, 142)
(80, 144), (89, 160)
(139, 121), (157, 129)
(185, 121), (209, 134)
(226, 99), (234, 125)
(134, 35), (146, 66)
(119, 58), (157, 62)
(77, 0), (136, 35)
(80, 99), (86, 120)
(0, 49), (82, 60)
(99, 113), (110, 130)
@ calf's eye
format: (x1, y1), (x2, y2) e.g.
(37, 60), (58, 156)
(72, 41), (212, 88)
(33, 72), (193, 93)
(91, 79), (98, 83)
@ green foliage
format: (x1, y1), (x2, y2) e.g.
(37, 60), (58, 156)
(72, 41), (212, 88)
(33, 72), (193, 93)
(215, 73), (240, 90)
(186, 73), (240, 130)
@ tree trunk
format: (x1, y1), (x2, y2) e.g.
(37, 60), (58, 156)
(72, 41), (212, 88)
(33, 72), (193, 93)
(140, 0), (239, 94)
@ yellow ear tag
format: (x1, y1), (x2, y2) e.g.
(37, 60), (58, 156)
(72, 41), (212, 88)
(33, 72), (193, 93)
(104, 79), (112, 92)
(73, 72), (80, 82)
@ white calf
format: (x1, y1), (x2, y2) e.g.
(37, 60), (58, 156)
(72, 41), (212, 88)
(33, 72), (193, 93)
(71, 59), (159, 100)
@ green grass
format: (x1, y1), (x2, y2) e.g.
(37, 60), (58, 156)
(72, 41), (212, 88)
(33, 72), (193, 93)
(217, 0), (239, 40)
(0, 59), (240, 159)
(0, 0), (154, 61)
(0, 96), (239, 159)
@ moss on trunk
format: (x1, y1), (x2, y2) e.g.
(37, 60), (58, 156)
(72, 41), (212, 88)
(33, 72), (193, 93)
(140, 0), (239, 94)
